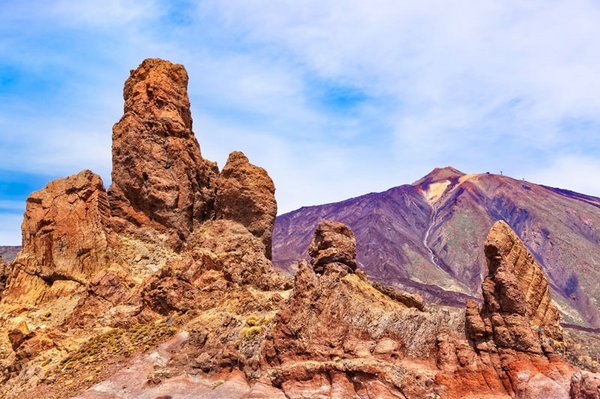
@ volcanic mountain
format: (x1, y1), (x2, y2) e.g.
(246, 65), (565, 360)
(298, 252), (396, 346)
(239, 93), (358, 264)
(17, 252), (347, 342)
(273, 167), (600, 329)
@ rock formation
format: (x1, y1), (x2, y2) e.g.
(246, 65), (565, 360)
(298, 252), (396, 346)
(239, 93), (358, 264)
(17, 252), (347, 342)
(215, 151), (277, 258)
(440, 220), (573, 398)
(264, 220), (453, 398)
(2, 59), (599, 399)
(307, 219), (357, 274)
(570, 371), (600, 399)
(4, 170), (113, 307)
(108, 58), (218, 248)
(466, 220), (562, 349)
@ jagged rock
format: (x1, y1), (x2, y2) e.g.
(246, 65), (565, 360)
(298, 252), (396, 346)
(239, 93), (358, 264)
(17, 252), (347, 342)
(108, 58), (218, 248)
(13, 170), (111, 286)
(0, 258), (10, 297)
(182, 219), (287, 290)
(570, 371), (600, 399)
(215, 151), (277, 259)
(7, 320), (31, 351)
(308, 219), (357, 274)
(264, 223), (454, 398)
(470, 220), (562, 349)
(443, 220), (573, 398)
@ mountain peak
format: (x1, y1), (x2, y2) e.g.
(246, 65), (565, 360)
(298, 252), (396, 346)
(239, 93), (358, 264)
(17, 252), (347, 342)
(412, 166), (465, 187)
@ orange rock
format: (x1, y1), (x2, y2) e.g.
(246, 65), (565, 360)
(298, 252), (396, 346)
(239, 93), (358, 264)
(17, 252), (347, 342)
(108, 58), (218, 248)
(215, 151), (277, 259)
(308, 219), (357, 274)
(14, 170), (111, 287)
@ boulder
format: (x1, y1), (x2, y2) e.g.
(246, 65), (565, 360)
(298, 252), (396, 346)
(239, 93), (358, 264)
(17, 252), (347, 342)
(215, 151), (277, 259)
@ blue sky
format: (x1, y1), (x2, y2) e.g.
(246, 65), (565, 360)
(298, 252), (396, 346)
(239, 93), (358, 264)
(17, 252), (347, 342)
(1, 1), (600, 245)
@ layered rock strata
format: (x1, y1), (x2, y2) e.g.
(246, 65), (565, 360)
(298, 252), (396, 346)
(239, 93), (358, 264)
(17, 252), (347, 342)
(439, 220), (574, 398)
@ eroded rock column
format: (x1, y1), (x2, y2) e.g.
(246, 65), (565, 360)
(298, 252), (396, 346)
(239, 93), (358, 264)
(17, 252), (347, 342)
(108, 58), (218, 248)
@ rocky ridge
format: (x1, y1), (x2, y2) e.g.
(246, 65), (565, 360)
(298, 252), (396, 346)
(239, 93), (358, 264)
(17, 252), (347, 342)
(0, 58), (597, 399)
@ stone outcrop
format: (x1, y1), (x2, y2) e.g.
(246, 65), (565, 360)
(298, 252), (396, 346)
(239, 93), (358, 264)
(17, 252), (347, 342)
(215, 151), (277, 258)
(0, 258), (10, 297)
(440, 220), (574, 398)
(264, 221), (454, 398)
(307, 219), (357, 274)
(570, 371), (600, 399)
(108, 58), (218, 248)
(467, 220), (562, 349)
(14, 170), (111, 286)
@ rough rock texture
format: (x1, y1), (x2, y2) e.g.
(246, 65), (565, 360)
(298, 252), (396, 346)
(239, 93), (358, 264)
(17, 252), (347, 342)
(14, 170), (111, 287)
(108, 58), (218, 248)
(571, 371), (600, 399)
(263, 221), (459, 399)
(308, 219), (357, 274)
(215, 151), (277, 258)
(439, 220), (574, 398)
(0, 258), (9, 297)
(470, 220), (562, 347)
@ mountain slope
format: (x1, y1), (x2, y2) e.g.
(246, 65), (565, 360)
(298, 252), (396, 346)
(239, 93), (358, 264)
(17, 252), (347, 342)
(273, 167), (600, 328)
(0, 246), (19, 263)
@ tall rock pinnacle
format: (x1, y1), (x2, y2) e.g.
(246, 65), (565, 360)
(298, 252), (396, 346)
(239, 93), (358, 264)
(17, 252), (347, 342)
(108, 58), (218, 248)
(467, 220), (562, 352)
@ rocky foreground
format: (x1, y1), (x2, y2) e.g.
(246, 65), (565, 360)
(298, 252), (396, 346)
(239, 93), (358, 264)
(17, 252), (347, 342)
(0, 59), (599, 399)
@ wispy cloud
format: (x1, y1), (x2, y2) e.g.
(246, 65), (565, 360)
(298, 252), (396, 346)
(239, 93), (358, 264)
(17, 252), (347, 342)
(1, 0), (600, 244)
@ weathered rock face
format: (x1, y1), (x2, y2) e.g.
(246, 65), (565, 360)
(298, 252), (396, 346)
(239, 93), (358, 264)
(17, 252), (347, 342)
(264, 221), (456, 399)
(184, 220), (285, 290)
(468, 220), (562, 348)
(0, 258), (9, 297)
(14, 170), (111, 286)
(307, 219), (357, 274)
(215, 151), (277, 259)
(108, 58), (218, 248)
(442, 220), (573, 398)
(570, 371), (600, 399)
